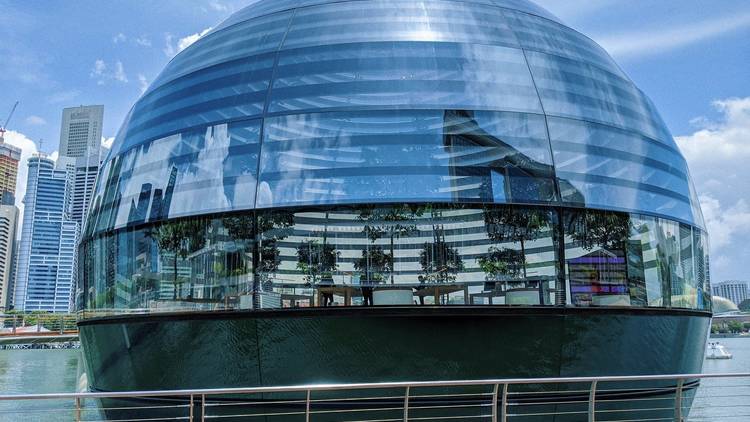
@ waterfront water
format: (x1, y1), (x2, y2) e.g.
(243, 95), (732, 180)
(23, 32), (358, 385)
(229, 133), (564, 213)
(691, 337), (750, 421)
(0, 349), (83, 421)
(0, 339), (749, 420)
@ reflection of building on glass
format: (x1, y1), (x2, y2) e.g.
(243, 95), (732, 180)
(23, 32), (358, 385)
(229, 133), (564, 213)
(443, 109), (556, 203)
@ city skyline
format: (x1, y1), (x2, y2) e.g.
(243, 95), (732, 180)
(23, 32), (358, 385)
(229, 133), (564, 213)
(0, 0), (749, 282)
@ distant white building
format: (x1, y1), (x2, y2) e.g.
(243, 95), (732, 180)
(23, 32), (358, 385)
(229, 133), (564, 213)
(59, 105), (103, 158)
(712, 280), (749, 307)
(58, 105), (106, 228)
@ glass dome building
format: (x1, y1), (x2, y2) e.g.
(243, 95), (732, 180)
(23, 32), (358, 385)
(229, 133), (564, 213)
(78, 0), (711, 414)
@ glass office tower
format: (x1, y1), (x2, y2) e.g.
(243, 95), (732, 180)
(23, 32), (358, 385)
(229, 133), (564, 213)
(78, 0), (711, 417)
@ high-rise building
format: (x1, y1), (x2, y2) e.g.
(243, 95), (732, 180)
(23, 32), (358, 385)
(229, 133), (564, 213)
(0, 139), (22, 206)
(713, 281), (749, 307)
(59, 105), (103, 158)
(58, 106), (106, 228)
(12, 155), (79, 313)
(0, 205), (18, 310)
(57, 152), (106, 226)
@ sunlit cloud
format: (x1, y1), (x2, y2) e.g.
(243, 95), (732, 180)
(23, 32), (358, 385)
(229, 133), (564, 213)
(596, 13), (750, 60)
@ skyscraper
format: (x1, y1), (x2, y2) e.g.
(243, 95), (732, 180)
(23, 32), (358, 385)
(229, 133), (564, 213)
(12, 155), (79, 313)
(58, 106), (106, 228)
(0, 139), (22, 206)
(0, 205), (18, 310)
(59, 105), (103, 158)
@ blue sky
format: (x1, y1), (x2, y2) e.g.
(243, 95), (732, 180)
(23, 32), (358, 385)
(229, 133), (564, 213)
(1, 0), (749, 282)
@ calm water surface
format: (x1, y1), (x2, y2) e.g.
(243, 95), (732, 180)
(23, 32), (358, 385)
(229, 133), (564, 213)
(1, 339), (749, 420)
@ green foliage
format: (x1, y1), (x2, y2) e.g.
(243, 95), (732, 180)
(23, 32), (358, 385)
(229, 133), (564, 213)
(150, 219), (207, 299)
(567, 210), (630, 251)
(727, 321), (744, 333)
(477, 247), (524, 280)
(419, 238), (464, 283)
(483, 207), (548, 244)
(354, 245), (393, 283)
(296, 240), (340, 284)
(358, 204), (423, 242)
(739, 299), (750, 312)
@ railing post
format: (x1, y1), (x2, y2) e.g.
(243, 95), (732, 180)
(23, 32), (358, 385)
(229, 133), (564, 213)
(403, 386), (410, 422)
(201, 393), (206, 422)
(12, 315), (16, 334)
(75, 397), (81, 422)
(305, 389), (311, 422)
(60, 315), (65, 334)
(674, 378), (684, 422)
(588, 380), (597, 422)
(491, 384), (499, 422)
(500, 383), (508, 422)
(189, 394), (194, 422)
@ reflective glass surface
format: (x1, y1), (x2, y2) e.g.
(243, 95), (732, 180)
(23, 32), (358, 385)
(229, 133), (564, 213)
(268, 41), (541, 114)
(84, 0), (709, 316)
(258, 110), (556, 207)
(78, 204), (710, 314)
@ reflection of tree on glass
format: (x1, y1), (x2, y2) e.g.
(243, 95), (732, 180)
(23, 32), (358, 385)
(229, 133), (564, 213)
(477, 247), (524, 283)
(151, 219), (206, 300)
(419, 235), (464, 283)
(567, 211), (630, 252)
(483, 207), (548, 278)
(358, 205), (422, 283)
(296, 240), (339, 286)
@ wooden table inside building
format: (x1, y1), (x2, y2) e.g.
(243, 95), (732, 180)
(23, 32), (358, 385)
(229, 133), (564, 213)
(316, 285), (361, 306)
(413, 284), (469, 304)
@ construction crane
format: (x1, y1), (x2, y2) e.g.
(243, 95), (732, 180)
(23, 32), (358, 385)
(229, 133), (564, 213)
(0, 101), (19, 142)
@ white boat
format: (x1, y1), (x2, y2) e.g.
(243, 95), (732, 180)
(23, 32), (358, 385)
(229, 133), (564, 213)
(706, 341), (733, 359)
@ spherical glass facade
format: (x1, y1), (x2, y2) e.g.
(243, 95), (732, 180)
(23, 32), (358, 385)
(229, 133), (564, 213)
(78, 0), (710, 314)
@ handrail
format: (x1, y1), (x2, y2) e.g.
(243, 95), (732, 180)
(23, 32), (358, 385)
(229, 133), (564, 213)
(2, 372), (749, 421)
(1, 373), (748, 400)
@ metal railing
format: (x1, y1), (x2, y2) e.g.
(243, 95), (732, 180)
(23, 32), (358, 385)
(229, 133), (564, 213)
(0, 313), (78, 336)
(1, 372), (748, 421)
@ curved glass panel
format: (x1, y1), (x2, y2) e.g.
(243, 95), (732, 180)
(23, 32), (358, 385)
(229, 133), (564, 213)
(548, 117), (696, 223)
(257, 110), (557, 207)
(84, 0), (709, 317)
(502, 9), (626, 79)
(525, 50), (675, 146)
(215, 0), (561, 35)
(87, 120), (261, 235)
(281, 1), (520, 50)
(269, 41), (541, 114)
(78, 204), (710, 314)
(150, 11), (292, 89)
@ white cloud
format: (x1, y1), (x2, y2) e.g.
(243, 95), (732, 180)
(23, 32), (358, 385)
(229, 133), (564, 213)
(24, 115), (46, 126)
(163, 34), (176, 57)
(134, 35), (152, 47)
(112, 33), (126, 44)
(597, 13), (750, 60)
(101, 136), (115, 149)
(178, 27), (212, 52)
(534, 0), (618, 22)
(138, 74), (149, 94)
(208, 1), (229, 12)
(675, 97), (750, 281)
(164, 27), (213, 58)
(90, 59), (128, 85)
(113, 61), (128, 83)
